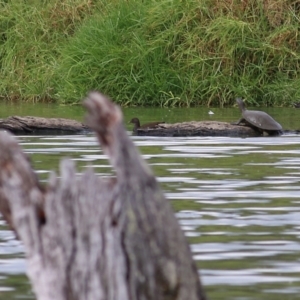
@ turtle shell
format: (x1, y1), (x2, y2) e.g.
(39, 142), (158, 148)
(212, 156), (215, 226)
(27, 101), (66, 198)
(243, 110), (282, 131)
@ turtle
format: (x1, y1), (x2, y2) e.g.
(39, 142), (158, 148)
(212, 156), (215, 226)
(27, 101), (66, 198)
(129, 117), (165, 133)
(232, 98), (282, 135)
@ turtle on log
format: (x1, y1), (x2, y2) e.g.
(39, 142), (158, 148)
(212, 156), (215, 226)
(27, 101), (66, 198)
(129, 117), (165, 133)
(232, 98), (282, 135)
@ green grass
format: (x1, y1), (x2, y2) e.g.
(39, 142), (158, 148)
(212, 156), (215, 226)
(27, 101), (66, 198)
(0, 0), (300, 106)
(0, 0), (98, 101)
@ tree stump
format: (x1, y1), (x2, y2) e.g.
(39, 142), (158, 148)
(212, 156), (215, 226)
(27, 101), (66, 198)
(0, 92), (207, 300)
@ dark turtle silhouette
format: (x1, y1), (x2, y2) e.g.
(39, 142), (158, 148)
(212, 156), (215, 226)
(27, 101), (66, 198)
(232, 98), (282, 135)
(129, 118), (165, 133)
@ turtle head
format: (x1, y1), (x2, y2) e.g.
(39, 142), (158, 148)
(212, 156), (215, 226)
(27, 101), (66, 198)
(129, 117), (141, 130)
(129, 117), (140, 125)
(236, 98), (246, 112)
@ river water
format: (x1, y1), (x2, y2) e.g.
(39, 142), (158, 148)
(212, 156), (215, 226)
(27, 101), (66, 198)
(0, 103), (300, 300)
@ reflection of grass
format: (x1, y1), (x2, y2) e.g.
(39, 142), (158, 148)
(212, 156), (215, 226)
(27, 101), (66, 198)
(206, 281), (300, 300)
(0, 274), (33, 300)
(150, 148), (286, 190)
(31, 151), (114, 182)
(188, 224), (296, 245)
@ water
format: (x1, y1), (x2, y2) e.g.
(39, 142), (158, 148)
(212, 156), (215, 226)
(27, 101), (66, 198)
(0, 103), (300, 299)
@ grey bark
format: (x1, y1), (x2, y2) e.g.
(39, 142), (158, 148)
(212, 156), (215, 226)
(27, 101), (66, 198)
(0, 116), (89, 134)
(134, 121), (264, 137)
(0, 92), (207, 300)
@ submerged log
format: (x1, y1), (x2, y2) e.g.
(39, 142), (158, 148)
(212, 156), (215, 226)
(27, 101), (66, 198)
(0, 116), (89, 134)
(134, 121), (262, 137)
(0, 92), (206, 300)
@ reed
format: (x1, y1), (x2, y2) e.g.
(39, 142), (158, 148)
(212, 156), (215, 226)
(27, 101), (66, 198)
(0, 0), (98, 101)
(1, 0), (300, 106)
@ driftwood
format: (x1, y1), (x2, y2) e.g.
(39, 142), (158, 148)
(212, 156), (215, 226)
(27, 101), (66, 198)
(134, 121), (266, 137)
(0, 116), (89, 134)
(0, 92), (206, 300)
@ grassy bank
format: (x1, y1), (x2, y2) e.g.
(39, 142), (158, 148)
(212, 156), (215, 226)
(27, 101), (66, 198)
(1, 0), (300, 106)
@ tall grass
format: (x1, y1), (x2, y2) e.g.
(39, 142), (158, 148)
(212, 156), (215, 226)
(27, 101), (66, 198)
(1, 0), (300, 106)
(55, 0), (300, 106)
(0, 0), (98, 101)
(55, 1), (183, 106)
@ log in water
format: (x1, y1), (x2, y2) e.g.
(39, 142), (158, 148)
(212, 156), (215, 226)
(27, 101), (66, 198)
(134, 121), (260, 137)
(0, 116), (89, 134)
(0, 116), (286, 137)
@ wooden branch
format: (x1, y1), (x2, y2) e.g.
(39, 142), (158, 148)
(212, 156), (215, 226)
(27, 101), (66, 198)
(0, 116), (89, 134)
(135, 121), (261, 137)
(0, 92), (207, 300)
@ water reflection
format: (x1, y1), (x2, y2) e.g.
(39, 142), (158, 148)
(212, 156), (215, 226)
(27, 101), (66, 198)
(1, 132), (300, 299)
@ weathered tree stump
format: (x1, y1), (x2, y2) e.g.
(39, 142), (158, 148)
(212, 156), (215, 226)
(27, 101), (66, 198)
(0, 116), (89, 134)
(0, 92), (206, 300)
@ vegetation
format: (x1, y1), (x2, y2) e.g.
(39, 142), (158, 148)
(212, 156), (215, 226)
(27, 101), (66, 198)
(0, 0), (299, 106)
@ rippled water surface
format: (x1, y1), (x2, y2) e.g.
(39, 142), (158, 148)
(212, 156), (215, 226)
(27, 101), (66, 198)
(0, 104), (300, 300)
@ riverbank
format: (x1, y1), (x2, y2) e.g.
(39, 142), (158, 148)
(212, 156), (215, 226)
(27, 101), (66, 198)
(1, 0), (299, 106)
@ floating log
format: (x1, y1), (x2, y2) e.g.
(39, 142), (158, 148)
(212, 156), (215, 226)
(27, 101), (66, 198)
(0, 116), (285, 137)
(0, 92), (206, 300)
(134, 121), (262, 137)
(0, 116), (89, 134)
